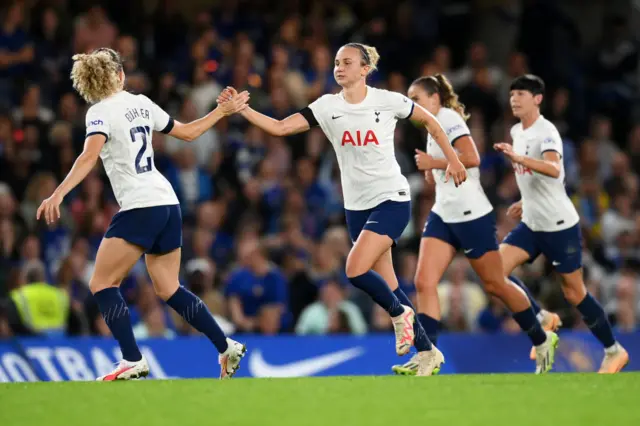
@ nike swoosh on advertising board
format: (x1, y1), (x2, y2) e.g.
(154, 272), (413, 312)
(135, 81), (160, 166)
(248, 347), (365, 378)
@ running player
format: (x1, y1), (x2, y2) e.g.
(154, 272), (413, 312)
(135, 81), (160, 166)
(392, 74), (558, 376)
(495, 74), (629, 373)
(218, 43), (468, 375)
(36, 48), (249, 380)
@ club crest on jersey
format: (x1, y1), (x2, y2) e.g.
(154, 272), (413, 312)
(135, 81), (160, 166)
(341, 130), (379, 146)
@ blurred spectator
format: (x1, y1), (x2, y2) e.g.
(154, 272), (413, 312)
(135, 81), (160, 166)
(73, 5), (117, 54)
(295, 278), (367, 335)
(437, 257), (487, 332)
(0, 1), (34, 106)
(224, 238), (289, 334)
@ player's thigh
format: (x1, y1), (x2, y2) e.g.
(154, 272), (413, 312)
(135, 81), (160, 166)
(90, 237), (145, 293)
(372, 248), (399, 290)
(346, 230), (394, 277)
(415, 211), (458, 291)
(345, 200), (410, 277)
(468, 250), (507, 295)
(500, 222), (538, 276)
(415, 236), (455, 292)
(145, 248), (182, 301)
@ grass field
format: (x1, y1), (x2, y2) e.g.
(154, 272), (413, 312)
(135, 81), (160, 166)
(2, 374), (639, 426)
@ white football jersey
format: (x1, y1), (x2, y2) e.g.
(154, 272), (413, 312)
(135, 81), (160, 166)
(427, 107), (493, 223)
(308, 86), (412, 210)
(85, 91), (179, 211)
(510, 115), (579, 231)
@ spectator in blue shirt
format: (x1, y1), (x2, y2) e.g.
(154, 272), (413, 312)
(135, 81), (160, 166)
(225, 237), (289, 334)
(0, 2), (34, 105)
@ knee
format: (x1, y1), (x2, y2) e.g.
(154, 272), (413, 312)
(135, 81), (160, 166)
(414, 275), (438, 294)
(153, 280), (180, 301)
(89, 277), (118, 295)
(561, 281), (586, 305)
(345, 253), (369, 278)
(483, 279), (507, 298)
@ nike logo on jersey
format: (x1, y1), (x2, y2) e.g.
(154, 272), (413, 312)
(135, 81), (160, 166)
(332, 115), (343, 119)
(552, 261), (561, 266)
(248, 347), (365, 378)
(464, 249), (474, 254)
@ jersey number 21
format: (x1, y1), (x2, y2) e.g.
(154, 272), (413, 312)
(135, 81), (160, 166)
(130, 126), (152, 174)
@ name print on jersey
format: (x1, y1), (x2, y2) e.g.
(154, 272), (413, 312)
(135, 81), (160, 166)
(125, 107), (150, 123)
(341, 130), (379, 147)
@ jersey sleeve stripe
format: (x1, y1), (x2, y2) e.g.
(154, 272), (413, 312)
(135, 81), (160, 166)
(403, 102), (415, 120)
(161, 117), (175, 134)
(299, 107), (319, 127)
(541, 149), (562, 158)
(86, 131), (108, 142)
(450, 133), (470, 146)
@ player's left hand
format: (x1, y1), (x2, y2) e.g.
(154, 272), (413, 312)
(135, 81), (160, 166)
(445, 158), (467, 187)
(414, 149), (434, 170)
(217, 87), (250, 116)
(494, 142), (523, 164)
(36, 192), (63, 225)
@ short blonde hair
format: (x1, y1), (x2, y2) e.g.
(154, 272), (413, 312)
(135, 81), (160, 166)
(344, 43), (380, 75)
(70, 48), (123, 104)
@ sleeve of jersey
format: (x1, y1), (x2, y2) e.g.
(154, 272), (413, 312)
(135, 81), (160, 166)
(540, 133), (563, 157)
(300, 98), (323, 127)
(442, 112), (470, 145)
(389, 92), (414, 120)
(85, 106), (110, 142)
(142, 95), (174, 134)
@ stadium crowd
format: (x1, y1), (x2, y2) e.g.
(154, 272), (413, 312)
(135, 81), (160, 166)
(0, 0), (639, 340)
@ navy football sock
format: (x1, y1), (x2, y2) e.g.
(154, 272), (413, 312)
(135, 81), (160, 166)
(393, 288), (432, 351)
(417, 313), (441, 347)
(576, 293), (616, 348)
(94, 287), (142, 362)
(349, 271), (404, 317)
(166, 286), (228, 353)
(509, 275), (541, 315)
(512, 308), (547, 346)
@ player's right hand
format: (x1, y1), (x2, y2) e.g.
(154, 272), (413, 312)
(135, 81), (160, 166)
(445, 159), (467, 187)
(507, 200), (523, 219)
(36, 192), (63, 225)
(217, 87), (250, 116)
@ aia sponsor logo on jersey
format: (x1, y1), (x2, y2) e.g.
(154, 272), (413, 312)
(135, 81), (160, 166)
(513, 163), (533, 175)
(341, 130), (379, 147)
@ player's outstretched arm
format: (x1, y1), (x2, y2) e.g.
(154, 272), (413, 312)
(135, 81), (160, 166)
(494, 143), (561, 178)
(218, 87), (310, 136)
(414, 135), (481, 171)
(169, 90), (250, 142)
(410, 104), (467, 185)
(36, 134), (105, 224)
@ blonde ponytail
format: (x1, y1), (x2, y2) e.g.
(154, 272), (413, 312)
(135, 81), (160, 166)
(411, 74), (470, 121)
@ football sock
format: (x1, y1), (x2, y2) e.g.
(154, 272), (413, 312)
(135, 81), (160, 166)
(576, 293), (616, 348)
(512, 307), (547, 346)
(417, 313), (441, 347)
(166, 286), (229, 353)
(393, 288), (432, 351)
(94, 287), (142, 362)
(349, 271), (404, 317)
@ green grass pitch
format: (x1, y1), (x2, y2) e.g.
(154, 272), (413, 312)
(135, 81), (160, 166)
(1, 374), (639, 426)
